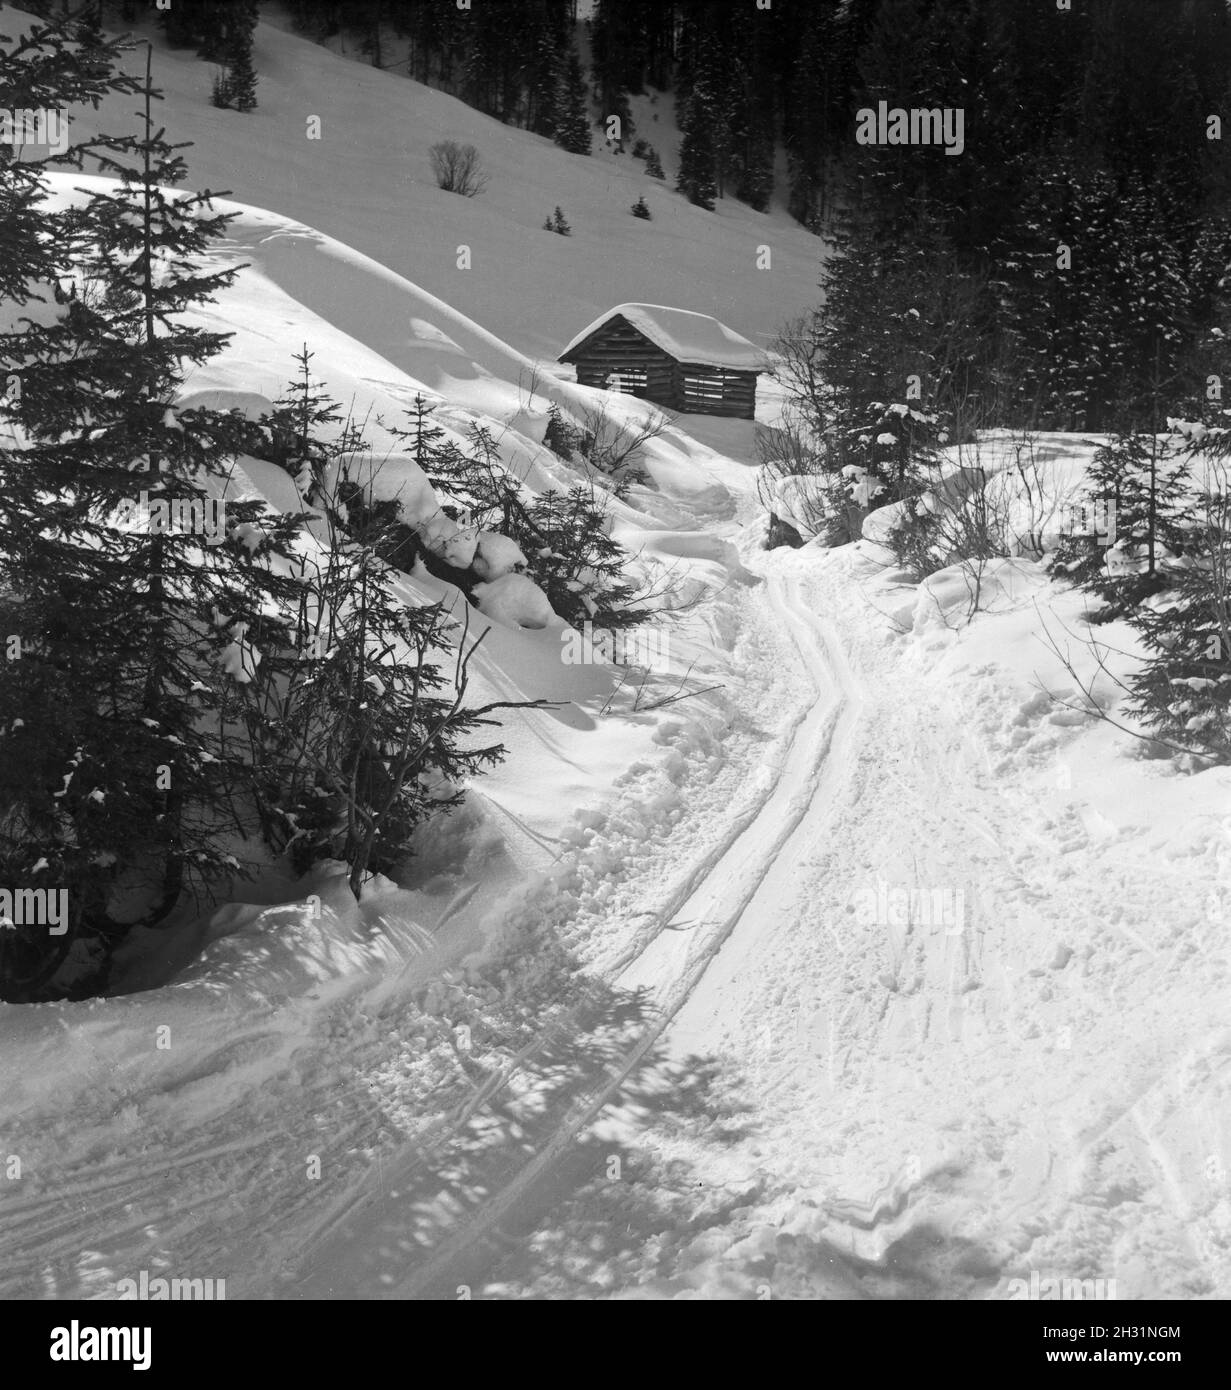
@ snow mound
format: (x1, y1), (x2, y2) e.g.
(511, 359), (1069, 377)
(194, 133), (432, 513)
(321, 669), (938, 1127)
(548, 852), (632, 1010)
(472, 532), (528, 582)
(472, 572), (559, 630)
(765, 474), (827, 540)
(882, 556), (1046, 633)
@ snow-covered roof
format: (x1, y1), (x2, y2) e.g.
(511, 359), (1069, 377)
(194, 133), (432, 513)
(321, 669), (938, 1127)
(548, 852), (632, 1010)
(559, 303), (767, 372)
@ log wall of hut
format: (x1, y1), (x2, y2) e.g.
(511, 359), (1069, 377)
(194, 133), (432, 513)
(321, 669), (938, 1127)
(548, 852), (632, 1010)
(676, 363), (757, 418)
(567, 317), (676, 404)
(563, 315), (758, 418)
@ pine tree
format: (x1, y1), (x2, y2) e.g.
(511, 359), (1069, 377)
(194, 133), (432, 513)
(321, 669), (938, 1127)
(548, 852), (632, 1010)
(527, 22), (563, 139)
(261, 345), (363, 499)
(1047, 443), (1123, 595)
(1128, 479), (1231, 765)
(600, 89), (635, 153)
(552, 206), (571, 236)
(554, 48), (591, 156)
(709, 1), (775, 213)
(734, 112), (774, 213)
(229, 521), (510, 891)
(75, 2), (109, 79)
(396, 393), (479, 521)
(524, 485), (651, 630)
(784, 3), (834, 231)
(1055, 430), (1192, 620)
(223, 6), (259, 112)
(0, 12), (147, 999)
(644, 147), (665, 180)
(0, 44), (301, 999)
(630, 194), (650, 219)
(542, 403), (593, 462)
(812, 202), (981, 504)
(162, 0), (206, 49)
(676, 93), (717, 210)
(591, 0), (649, 105)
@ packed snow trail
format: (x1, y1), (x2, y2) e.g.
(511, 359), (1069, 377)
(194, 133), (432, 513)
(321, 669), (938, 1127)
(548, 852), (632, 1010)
(281, 569), (859, 1297)
(279, 544), (1231, 1301)
(473, 545), (1231, 1302)
(5, 537), (1228, 1300)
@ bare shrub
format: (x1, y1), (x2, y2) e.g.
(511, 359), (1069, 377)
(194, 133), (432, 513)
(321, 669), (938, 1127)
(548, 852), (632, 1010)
(429, 141), (488, 197)
(755, 402), (842, 545)
(578, 398), (673, 487)
(883, 424), (1069, 622)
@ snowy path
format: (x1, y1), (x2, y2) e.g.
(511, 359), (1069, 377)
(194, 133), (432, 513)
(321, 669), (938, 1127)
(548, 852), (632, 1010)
(279, 570), (856, 1297)
(280, 545), (1231, 1300)
(5, 504), (1228, 1300)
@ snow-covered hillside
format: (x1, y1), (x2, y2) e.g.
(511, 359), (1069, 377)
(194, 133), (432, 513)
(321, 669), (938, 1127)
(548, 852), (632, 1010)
(71, 7), (822, 363)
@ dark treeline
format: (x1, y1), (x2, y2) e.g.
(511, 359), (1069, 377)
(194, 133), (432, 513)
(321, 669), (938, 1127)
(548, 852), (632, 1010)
(37, 2), (1231, 426)
(819, 0), (1231, 435)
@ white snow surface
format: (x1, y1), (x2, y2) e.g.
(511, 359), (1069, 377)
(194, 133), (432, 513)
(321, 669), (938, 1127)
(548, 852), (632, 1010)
(472, 572), (558, 630)
(471, 532), (529, 582)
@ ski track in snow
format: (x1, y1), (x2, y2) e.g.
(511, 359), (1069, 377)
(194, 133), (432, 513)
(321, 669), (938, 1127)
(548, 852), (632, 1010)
(254, 547), (1230, 1301)
(6, 539), (1230, 1300)
(280, 547), (1231, 1301)
(282, 567), (857, 1298)
(5, 532), (1230, 1300)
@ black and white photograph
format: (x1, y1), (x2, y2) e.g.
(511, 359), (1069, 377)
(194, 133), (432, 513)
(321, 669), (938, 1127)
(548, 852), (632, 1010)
(0, 0), (1228, 1342)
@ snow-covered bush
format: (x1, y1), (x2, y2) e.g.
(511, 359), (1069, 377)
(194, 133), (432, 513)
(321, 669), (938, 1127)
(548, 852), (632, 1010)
(1047, 428), (1192, 621)
(401, 407), (653, 629)
(473, 572), (556, 629)
(471, 532), (528, 582)
(543, 403), (594, 464)
(523, 485), (652, 630)
(755, 403), (862, 548)
(1126, 459), (1231, 766)
(229, 524), (511, 893)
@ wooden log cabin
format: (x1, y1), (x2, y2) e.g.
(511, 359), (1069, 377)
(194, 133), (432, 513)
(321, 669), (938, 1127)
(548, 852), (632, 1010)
(558, 304), (765, 419)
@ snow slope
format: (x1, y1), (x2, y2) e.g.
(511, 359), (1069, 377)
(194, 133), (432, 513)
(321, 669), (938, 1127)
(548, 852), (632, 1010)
(56, 6), (821, 364)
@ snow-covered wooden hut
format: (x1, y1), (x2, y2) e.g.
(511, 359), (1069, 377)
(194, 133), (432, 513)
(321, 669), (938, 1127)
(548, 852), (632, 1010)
(558, 303), (765, 418)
